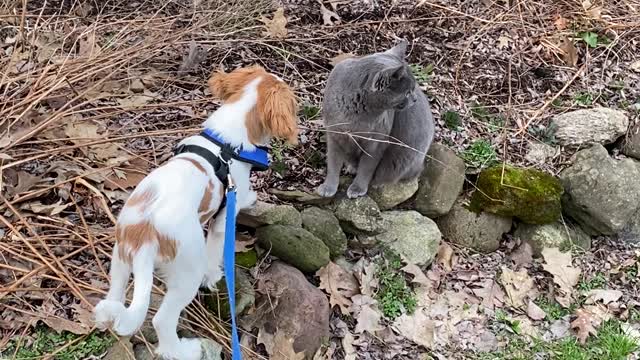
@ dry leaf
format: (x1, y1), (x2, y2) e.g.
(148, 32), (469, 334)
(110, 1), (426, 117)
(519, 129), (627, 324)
(630, 60), (640, 73)
(354, 259), (377, 296)
(64, 120), (125, 161)
(78, 30), (98, 58)
(260, 8), (288, 39)
(510, 242), (533, 266)
(342, 332), (357, 360)
(0, 135), (12, 148)
(527, 299), (546, 321)
(571, 308), (598, 344)
(235, 233), (257, 252)
(393, 308), (435, 349)
(584, 289), (623, 305)
(554, 14), (568, 30)
(472, 279), (505, 310)
(318, 1), (340, 25)
(270, 331), (305, 360)
(436, 242), (454, 271)
(621, 323), (640, 345)
(21, 201), (71, 216)
(11, 171), (44, 197)
(330, 53), (355, 66)
(116, 93), (156, 108)
(499, 266), (537, 308)
(354, 303), (383, 334)
(497, 36), (510, 49)
(542, 248), (581, 306)
(41, 316), (91, 335)
(104, 169), (146, 190)
(401, 263), (433, 288)
(317, 262), (360, 314)
(581, 0), (602, 19)
(559, 36), (577, 67)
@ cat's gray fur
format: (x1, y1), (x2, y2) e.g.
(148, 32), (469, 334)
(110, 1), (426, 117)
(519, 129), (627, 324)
(317, 40), (435, 198)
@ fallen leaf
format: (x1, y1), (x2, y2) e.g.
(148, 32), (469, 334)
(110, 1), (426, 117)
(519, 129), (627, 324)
(544, 317), (571, 341)
(354, 259), (377, 296)
(542, 248), (581, 306)
(317, 262), (360, 314)
(401, 263), (433, 288)
(584, 289), (623, 305)
(436, 242), (454, 271)
(64, 120), (125, 161)
(354, 303), (383, 334)
(41, 316), (91, 335)
(621, 323), (640, 345)
(329, 53), (355, 66)
(509, 242), (533, 266)
(318, 1), (340, 25)
(581, 0), (602, 19)
(571, 308), (598, 344)
(554, 14), (568, 30)
(527, 299), (546, 321)
(20, 201), (71, 216)
(630, 60), (640, 73)
(270, 330), (305, 360)
(235, 233), (257, 252)
(497, 36), (510, 49)
(341, 332), (357, 360)
(78, 30), (98, 58)
(559, 36), (577, 67)
(499, 266), (537, 308)
(472, 279), (505, 310)
(11, 171), (44, 197)
(393, 308), (435, 349)
(116, 93), (156, 108)
(104, 168), (146, 190)
(260, 7), (288, 39)
(0, 135), (12, 148)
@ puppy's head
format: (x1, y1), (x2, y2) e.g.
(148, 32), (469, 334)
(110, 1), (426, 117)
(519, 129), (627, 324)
(208, 66), (299, 145)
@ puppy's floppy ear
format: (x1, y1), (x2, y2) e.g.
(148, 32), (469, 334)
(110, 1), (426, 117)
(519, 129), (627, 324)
(208, 69), (228, 100)
(259, 81), (299, 145)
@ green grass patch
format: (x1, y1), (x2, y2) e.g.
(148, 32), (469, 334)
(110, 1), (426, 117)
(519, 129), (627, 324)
(375, 250), (417, 320)
(1, 326), (115, 360)
(577, 272), (607, 293)
(461, 139), (498, 168)
(410, 63), (434, 83)
(301, 103), (320, 121)
(534, 297), (573, 321)
(574, 92), (594, 106)
(270, 139), (294, 176)
(527, 123), (558, 145)
(442, 110), (462, 131)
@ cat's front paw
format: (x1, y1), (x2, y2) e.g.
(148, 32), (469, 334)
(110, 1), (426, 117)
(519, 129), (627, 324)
(346, 183), (368, 198)
(316, 182), (338, 198)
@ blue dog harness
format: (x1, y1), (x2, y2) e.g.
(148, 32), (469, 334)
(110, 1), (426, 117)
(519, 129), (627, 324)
(174, 129), (269, 360)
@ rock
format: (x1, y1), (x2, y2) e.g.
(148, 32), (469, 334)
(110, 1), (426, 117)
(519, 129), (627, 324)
(514, 222), (591, 257)
(560, 144), (640, 235)
(619, 211), (640, 244)
(368, 178), (419, 210)
(415, 143), (466, 217)
(104, 337), (134, 360)
(203, 269), (255, 319)
(256, 225), (330, 272)
(237, 201), (301, 228)
(236, 249), (258, 268)
(525, 142), (559, 164)
(469, 165), (563, 224)
(551, 107), (628, 146)
(622, 122), (640, 160)
(333, 196), (385, 235)
(241, 262), (330, 359)
(301, 207), (347, 258)
(269, 189), (333, 206)
(437, 200), (512, 253)
(363, 211), (441, 266)
(133, 340), (222, 360)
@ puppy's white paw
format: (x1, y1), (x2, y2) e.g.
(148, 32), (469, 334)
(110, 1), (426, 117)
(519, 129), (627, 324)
(202, 268), (223, 291)
(93, 300), (125, 332)
(156, 337), (202, 360)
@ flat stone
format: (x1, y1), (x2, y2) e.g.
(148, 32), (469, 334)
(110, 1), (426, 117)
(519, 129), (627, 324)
(551, 107), (628, 146)
(333, 196), (386, 235)
(368, 178), (419, 210)
(269, 189), (333, 205)
(415, 143), (466, 217)
(237, 201), (301, 228)
(514, 222), (591, 257)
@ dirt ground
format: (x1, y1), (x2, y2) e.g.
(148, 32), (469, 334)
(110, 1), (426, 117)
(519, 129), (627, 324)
(1, 0), (639, 359)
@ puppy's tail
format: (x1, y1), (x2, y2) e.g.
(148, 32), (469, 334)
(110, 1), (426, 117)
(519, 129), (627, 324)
(95, 245), (156, 336)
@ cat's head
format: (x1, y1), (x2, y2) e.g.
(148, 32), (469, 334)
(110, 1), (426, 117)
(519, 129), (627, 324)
(357, 40), (417, 111)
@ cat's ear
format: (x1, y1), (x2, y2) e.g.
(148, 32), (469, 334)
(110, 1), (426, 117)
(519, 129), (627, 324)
(369, 65), (404, 91)
(384, 39), (408, 58)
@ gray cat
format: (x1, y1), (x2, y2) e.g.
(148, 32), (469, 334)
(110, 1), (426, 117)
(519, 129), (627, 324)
(316, 40), (435, 198)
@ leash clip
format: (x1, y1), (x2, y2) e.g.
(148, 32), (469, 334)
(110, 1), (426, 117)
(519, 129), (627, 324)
(227, 174), (236, 191)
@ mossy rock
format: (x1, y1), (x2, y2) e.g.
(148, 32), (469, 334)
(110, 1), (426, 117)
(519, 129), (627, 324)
(256, 225), (330, 272)
(203, 269), (255, 320)
(469, 165), (563, 224)
(236, 249), (258, 268)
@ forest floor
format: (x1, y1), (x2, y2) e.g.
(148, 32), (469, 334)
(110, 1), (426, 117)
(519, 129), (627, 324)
(1, 0), (639, 359)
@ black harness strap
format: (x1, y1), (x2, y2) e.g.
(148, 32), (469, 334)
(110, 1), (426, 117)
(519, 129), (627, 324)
(174, 144), (234, 218)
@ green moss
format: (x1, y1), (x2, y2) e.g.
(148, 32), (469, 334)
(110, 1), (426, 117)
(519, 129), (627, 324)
(236, 249), (258, 268)
(2, 327), (114, 360)
(469, 165), (563, 224)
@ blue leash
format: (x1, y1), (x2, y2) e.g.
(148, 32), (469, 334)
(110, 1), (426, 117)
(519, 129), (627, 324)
(223, 179), (242, 360)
